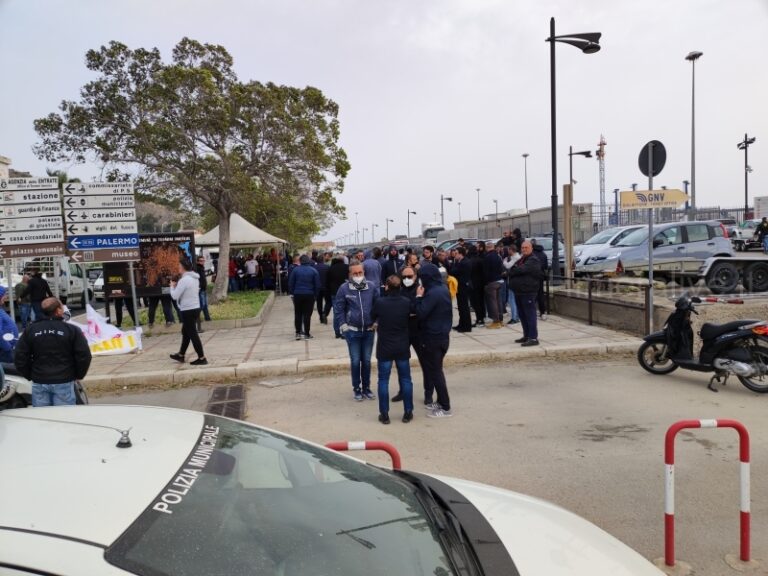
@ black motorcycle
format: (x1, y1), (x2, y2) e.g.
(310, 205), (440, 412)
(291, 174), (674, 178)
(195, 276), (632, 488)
(638, 292), (768, 392)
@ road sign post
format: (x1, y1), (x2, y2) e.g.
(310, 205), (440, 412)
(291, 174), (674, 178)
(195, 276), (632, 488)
(0, 177), (65, 259)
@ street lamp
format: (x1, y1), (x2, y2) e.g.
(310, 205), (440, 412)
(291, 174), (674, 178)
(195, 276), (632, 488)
(493, 199), (499, 225)
(440, 195), (453, 226)
(476, 187), (481, 220)
(568, 146), (593, 189)
(355, 211), (360, 245)
(362, 227), (368, 244)
(546, 17), (601, 280)
(686, 50), (703, 218)
(385, 218), (394, 240)
(371, 222), (378, 242)
(522, 153), (530, 234)
(406, 210), (417, 239)
(738, 134), (757, 219)
(457, 201), (462, 221)
(613, 188), (620, 225)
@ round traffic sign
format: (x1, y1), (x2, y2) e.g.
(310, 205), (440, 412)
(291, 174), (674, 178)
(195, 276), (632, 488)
(638, 140), (667, 177)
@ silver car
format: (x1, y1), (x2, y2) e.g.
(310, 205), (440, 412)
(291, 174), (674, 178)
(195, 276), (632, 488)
(580, 221), (733, 277)
(574, 226), (644, 274)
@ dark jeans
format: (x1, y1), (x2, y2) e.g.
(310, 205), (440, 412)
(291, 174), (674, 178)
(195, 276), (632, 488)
(293, 294), (315, 335)
(378, 358), (413, 415)
(516, 293), (539, 340)
(470, 287), (485, 323)
(179, 308), (204, 357)
(31, 301), (45, 321)
(199, 290), (211, 321)
(456, 289), (472, 330)
(19, 303), (32, 328)
(148, 295), (176, 325)
(484, 281), (503, 323)
(113, 297), (136, 327)
(345, 329), (375, 393)
(316, 290), (332, 317)
(419, 337), (450, 410)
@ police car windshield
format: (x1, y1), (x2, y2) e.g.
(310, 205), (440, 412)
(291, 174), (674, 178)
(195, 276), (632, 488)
(106, 415), (456, 576)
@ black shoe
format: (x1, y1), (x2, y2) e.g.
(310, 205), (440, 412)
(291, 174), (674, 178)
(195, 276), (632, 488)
(302, 333), (314, 340)
(402, 411), (413, 423)
(521, 339), (539, 347)
(379, 413), (391, 425)
(473, 321), (485, 327)
(456, 327), (471, 333)
(391, 393), (403, 402)
(514, 336), (529, 343)
(190, 357), (209, 365)
(452, 325), (461, 330)
(170, 353), (185, 363)
(295, 333), (302, 341)
(507, 319), (519, 324)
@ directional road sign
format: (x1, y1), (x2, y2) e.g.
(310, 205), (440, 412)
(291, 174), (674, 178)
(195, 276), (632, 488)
(64, 208), (137, 223)
(70, 248), (140, 263)
(63, 182), (134, 195)
(67, 234), (139, 251)
(63, 195), (135, 210)
(620, 189), (688, 209)
(66, 222), (138, 236)
(0, 177), (66, 258)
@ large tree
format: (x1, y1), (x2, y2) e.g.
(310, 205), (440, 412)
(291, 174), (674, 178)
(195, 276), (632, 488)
(34, 38), (349, 301)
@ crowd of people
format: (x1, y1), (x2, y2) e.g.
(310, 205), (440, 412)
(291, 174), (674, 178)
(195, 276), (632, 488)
(287, 231), (550, 424)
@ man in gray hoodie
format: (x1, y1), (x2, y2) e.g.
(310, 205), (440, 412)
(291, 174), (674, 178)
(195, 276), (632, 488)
(169, 259), (207, 365)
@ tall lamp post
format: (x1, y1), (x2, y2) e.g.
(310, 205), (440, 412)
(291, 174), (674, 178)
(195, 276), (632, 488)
(385, 218), (394, 240)
(406, 210), (416, 239)
(546, 17), (601, 280)
(522, 153), (530, 234)
(457, 202), (462, 221)
(362, 227), (368, 244)
(476, 187), (481, 220)
(371, 223), (378, 242)
(685, 51), (703, 219)
(493, 199), (499, 226)
(440, 194), (453, 226)
(613, 188), (620, 225)
(568, 146), (593, 188)
(355, 211), (360, 245)
(738, 134), (756, 219)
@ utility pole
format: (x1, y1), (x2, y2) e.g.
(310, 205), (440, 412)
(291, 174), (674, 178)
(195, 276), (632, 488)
(738, 134), (756, 219)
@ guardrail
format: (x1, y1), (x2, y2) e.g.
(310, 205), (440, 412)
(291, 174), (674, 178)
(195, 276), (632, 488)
(664, 419), (750, 567)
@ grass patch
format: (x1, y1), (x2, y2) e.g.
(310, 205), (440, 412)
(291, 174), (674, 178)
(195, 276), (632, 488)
(118, 291), (271, 328)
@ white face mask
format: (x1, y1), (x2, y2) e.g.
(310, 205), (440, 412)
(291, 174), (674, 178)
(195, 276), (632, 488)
(352, 275), (365, 284)
(402, 277), (415, 287)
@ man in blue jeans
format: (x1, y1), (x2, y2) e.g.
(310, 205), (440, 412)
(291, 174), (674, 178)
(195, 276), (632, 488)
(371, 275), (414, 424)
(333, 260), (378, 401)
(14, 297), (92, 406)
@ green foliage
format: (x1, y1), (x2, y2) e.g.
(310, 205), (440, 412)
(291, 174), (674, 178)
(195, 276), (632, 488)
(33, 38), (349, 300)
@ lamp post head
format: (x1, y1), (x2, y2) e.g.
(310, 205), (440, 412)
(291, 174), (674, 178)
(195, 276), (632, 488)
(522, 153), (530, 159)
(571, 149), (592, 158)
(409, 210), (417, 215)
(685, 51), (703, 62)
(445, 196), (453, 202)
(547, 31), (602, 53)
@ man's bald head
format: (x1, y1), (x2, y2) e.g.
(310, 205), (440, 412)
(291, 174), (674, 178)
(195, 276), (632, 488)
(42, 297), (64, 318)
(521, 240), (533, 256)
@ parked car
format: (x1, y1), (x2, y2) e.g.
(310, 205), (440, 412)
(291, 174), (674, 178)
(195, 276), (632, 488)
(94, 273), (104, 301)
(574, 226), (644, 275)
(0, 405), (663, 575)
(528, 236), (565, 268)
(730, 219), (763, 251)
(579, 221), (732, 280)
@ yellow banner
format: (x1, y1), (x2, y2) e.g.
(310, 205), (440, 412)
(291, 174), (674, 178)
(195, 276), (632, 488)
(620, 189), (688, 209)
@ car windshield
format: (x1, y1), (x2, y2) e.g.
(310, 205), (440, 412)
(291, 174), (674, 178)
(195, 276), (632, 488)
(106, 416), (457, 576)
(583, 228), (619, 245)
(616, 228), (650, 246)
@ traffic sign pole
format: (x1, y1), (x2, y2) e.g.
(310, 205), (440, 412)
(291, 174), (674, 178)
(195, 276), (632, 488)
(5, 260), (15, 326)
(648, 142), (655, 332)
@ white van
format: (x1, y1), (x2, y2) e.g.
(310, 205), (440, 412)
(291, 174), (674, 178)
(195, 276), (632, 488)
(18, 257), (91, 309)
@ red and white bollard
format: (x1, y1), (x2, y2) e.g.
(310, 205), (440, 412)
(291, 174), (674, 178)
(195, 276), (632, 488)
(664, 419), (750, 567)
(325, 440), (402, 470)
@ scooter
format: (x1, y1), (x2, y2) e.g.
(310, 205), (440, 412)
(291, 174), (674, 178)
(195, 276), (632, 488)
(0, 364), (89, 409)
(637, 292), (768, 392)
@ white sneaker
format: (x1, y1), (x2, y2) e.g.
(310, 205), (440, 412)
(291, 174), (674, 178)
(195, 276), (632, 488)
(427, 407), (453, 418)
(540, 313), (548, 320)
(424, 402), (442, 410)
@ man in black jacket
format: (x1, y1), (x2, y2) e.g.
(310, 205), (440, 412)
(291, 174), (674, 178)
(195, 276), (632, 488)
(22, 268), (53, 321)
(469, 244), (486, 327)
(508, 241), (543, 347)
(326, 255), (349, 338)
(315, 253), (332, 324)
(483, 241), (505, 328)
(15, 297), (92, 406)
(415, 263), (453, 418)
(451, 247), (472, 332)
(371, 275), (414, 424)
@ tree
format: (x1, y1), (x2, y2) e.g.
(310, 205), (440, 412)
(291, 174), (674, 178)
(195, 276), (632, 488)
(34, 38), (349, 302)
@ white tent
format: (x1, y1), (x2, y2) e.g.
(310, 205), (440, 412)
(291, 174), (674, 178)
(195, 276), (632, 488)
(195, 213), (287, 247)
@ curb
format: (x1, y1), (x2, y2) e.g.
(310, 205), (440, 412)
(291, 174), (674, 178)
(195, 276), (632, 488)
(84, 340), (641, 394)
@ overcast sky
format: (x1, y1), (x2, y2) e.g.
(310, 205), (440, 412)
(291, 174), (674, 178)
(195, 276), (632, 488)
(1, 0), (766, 242)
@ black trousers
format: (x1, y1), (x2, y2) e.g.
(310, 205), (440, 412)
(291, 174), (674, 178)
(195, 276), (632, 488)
(470, 286), (485, 323)
(179, 308), (204, 357)
(316, 290), (332, 317)
(419, 337), (450, 410)
(148, 295), (176, 325)
(113, 297), (136, 327)
(293, 294), (315, 335)
(456, 289), (472, 330)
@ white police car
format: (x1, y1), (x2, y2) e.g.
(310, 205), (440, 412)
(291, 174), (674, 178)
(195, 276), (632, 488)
(0, 406), (663, 575)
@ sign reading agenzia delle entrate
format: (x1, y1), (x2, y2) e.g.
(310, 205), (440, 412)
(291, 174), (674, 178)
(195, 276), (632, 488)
(64, 182), (140, 263)
(0, 177), (65, 259)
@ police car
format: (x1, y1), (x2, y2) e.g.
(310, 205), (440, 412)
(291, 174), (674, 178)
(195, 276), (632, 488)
(0, 406), (663, 575)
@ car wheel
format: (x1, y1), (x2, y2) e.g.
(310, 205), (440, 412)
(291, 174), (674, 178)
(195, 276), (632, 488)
(744, 262), (768, 292)
(706, 262), (739, 294)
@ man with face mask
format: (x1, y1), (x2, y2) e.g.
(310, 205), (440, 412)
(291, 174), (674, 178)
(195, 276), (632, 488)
(333, 260), (379, 401)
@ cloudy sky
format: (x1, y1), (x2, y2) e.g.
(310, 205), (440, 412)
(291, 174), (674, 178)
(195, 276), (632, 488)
(1, 0), (766, 242)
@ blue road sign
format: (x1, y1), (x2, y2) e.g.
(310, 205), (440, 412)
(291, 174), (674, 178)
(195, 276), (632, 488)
(66, 234), (139, 251)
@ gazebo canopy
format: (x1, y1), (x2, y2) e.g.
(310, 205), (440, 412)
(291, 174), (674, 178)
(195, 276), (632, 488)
(195, 214), (287, 247)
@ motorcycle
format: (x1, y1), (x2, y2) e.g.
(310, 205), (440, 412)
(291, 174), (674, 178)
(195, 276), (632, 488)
(637, 292), (768, 393)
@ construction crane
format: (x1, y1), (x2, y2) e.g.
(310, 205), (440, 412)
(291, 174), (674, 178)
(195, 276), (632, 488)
(597, 135), (607, 229)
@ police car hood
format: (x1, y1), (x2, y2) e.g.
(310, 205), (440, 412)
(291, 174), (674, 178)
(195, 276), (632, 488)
(0, 405), (205, 546)
(432, 475), (663, 575)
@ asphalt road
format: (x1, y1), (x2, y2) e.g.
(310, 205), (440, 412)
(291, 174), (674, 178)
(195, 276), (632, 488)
(94, 359), (768, 574)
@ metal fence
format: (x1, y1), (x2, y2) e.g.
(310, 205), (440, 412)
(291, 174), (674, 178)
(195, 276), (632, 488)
(592, 205), (749, 229)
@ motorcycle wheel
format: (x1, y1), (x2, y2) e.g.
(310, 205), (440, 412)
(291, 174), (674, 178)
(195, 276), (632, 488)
(737, 346), (768, 393)
(637, 341), (678, 375)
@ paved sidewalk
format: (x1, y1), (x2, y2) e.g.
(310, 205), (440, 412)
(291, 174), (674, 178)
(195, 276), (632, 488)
(84, 293), (641, 391)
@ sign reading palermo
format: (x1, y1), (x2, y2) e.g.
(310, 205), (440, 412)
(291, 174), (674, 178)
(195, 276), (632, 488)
(64, 181), (140, 262)
(620, 189), (688, 209)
